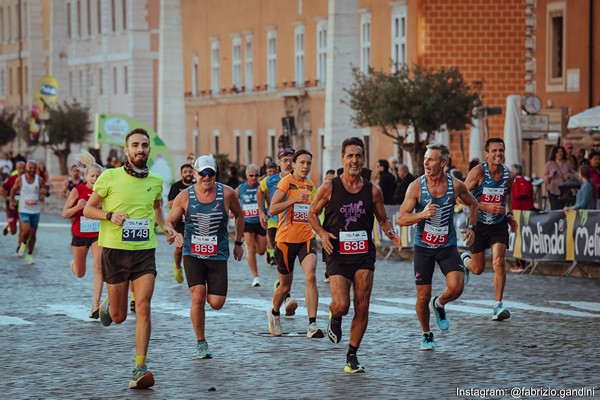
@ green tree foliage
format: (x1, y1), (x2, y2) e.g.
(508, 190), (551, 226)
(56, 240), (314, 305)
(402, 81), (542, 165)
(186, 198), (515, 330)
(0, 112), (18, 146)
(213, 153), (244, 185)
(46, 101), (91, 174)
(345, 64), (480, 175)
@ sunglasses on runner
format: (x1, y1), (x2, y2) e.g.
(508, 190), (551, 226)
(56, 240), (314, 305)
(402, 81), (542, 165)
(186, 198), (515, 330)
(248, 174), (259, 177)
(199, 169), (216, 177)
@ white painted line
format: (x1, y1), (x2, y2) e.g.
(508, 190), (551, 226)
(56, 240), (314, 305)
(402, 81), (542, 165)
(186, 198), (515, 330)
(461, 299), (600, 318)
(375, 297), (490, 315)
(46, 304), (96, 321)
(153, 301), (234, 317)
(550, 301), (600, 312)
(38, 222), (71, 228)
(0, 315), (34, 325)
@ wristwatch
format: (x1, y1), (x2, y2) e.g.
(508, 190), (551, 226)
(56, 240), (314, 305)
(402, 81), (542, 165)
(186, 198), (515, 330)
(467, 224), (474, 229)
(234, 240), (244, 246)
(106, 212), (113, 221)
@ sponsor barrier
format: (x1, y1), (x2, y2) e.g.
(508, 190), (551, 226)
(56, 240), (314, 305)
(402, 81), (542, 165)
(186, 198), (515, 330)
(375, 207), (599, 274)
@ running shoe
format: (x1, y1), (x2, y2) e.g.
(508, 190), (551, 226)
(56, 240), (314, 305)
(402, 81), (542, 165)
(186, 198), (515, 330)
(492, 302), (511, 321)
(327, 311), (342, 343)
(99, 297), (112, 326)
(128, 364), (155, 389)
(3, 226), (8, 235)
(25, 254), (34, 265)
(306, 322), (324, 338)
(344, 354), (366, 374)
(420, 332), (436, 350)
(196, 340), (213, 359)
(17, 243), (26, 256)
(273, 279), (280, 292)
(460, 252), (471, 285)
(284, 296), (298, 317)
(510, 265), (524, 273)
(267, 309), (282, 336)
(251, 277), (261, 287)
(323, 273), (330, 283)
(429, 297), (449, 331)
(173, 263), (184, 284)
(130, 300), (136, 314)
(89, 308), (99, 319)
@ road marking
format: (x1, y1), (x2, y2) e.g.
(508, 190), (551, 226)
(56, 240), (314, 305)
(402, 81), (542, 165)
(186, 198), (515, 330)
(461, 299), (600, 318)
(46, 304), (97, 321)
(38, 297), (600, 323)
(377, 298), (600, 318)
(0, 315), (34, 325)
(550, 301), (600, 312)
(375, 297), (489, 315)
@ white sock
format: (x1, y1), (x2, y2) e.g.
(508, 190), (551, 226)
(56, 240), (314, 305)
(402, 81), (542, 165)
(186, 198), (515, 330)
(435, 297), (443, 308)
(494, 301), (502, 308)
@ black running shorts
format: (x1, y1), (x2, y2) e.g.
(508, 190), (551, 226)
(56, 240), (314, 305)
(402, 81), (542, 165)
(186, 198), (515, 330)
(469, 218), (509, 254)
(274, 239), (317, 275)
(267, 227), (277, 247)
(182, 256), (228, 296)
(71, 234), (98, 248)
(326, 260), (375, 280)
(413, 245), (463, 286)
(244, 222), (267, 236)
(101, 248), (157, 284)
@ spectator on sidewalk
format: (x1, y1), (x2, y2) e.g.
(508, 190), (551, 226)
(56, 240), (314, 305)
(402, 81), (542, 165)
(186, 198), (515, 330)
(63, 164), (84, 198)
(375, 160), (397, 205)
(260, 156), (273, 177)
(388, 156), (399, 179)
(468, 158), (480, 172)
(226, 166), (240, 189)
(0, 153), (13, 182)
(589, 151), (600, 209)
(563, 141), (578, 171)
(324, 169), (336, 181)
(510, 163), (536, 272)
(544, 145), (573, 210)
(392, 164), (415, 205)
(576, 148), (590, 167)
(564, 165), (597, 212)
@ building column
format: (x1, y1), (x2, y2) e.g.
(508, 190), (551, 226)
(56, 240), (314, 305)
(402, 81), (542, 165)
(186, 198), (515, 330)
(323, 0), (361, 172)
(158, 0), (186, 168)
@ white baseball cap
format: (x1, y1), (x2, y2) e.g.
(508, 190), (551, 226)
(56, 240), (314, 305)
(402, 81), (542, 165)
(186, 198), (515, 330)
(193, 155), (217, 172)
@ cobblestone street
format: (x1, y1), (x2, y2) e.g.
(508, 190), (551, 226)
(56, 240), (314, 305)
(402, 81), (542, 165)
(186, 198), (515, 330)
(1, 216), (599, 399)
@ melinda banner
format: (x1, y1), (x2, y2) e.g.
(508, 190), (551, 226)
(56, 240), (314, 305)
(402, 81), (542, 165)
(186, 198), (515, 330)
(571, 210), (600, 263)
(376, 208), (599, 265)
(511, 211), (568, 261)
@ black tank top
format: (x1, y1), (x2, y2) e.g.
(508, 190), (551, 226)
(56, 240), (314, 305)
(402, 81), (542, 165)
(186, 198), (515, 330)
(323, 177), (376, 264)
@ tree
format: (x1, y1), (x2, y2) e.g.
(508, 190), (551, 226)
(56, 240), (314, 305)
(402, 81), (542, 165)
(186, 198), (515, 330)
(345, 64), (480, 175)
(0, 111), (18, 146)
(45, 100), (92, 174)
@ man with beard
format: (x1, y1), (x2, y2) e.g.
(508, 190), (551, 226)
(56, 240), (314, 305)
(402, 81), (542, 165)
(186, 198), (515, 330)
(1, 161), (25, 237)
(462, 138), (518, 321)
(168, 163), (195, 283)
(84, 128), (177, 389)
(309, 137), (401, 372)
(10, 160), (46, 264)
